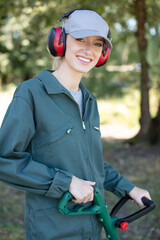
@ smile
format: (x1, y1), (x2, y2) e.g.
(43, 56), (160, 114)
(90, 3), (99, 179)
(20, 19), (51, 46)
(77, 56), (92, 63)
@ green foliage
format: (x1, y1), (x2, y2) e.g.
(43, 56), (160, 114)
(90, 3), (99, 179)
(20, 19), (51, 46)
(82, 67), (140, 98)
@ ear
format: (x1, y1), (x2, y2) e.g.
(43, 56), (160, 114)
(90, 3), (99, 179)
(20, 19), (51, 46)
(47, 27), (66, 57)
(95, 45), (111, 67)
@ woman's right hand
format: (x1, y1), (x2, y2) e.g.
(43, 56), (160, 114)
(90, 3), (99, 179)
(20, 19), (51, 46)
(69, 176), (96, 204)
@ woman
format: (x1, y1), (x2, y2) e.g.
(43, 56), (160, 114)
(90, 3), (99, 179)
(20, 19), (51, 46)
(0, 9), (151, 240)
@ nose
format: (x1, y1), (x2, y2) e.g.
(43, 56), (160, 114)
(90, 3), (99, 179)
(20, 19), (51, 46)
(83, 42), (92, 54)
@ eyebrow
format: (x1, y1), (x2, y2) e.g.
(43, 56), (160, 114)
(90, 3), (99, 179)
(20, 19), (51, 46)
(96, 37), (104, 42)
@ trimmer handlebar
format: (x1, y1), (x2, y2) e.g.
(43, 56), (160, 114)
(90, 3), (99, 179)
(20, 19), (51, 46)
(58, 187), (156, 240)
(110, 194), (156, 228)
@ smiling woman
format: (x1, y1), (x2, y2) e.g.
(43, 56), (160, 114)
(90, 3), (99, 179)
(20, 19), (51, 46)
(55, 35), (103, 82)
(0, 9), (151, 240)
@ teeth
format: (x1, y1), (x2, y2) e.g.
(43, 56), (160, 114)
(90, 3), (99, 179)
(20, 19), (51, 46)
(77, 56), (91, 63)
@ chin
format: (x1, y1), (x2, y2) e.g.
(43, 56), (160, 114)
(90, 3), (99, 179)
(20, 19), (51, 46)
(73, 64), (95, 74)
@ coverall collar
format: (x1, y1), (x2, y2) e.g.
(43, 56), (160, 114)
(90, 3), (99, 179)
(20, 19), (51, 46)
(37, 68), (96, 100)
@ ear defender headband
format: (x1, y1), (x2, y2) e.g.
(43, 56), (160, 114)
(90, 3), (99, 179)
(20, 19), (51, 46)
(47, 9), (111, 67)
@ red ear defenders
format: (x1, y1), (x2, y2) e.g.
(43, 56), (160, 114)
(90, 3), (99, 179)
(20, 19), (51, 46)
(47, 9), (111, 67)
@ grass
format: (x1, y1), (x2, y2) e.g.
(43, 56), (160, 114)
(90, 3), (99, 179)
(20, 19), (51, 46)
(0, 184), (25, 240)
(98, 88), (159, 127)
(97, 91), (140, 128)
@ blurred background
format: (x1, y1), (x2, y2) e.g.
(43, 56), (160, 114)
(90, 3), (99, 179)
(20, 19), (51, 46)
(0, 0), (160, 239)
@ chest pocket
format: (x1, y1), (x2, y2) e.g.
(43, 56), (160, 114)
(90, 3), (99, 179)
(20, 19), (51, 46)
(32, 120), (75, 169)
(90, 123), (102, 158)
(90, 122), (102, 148)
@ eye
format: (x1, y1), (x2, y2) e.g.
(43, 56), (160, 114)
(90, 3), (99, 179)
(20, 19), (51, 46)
(76, 38), (84, 42)
(95, 42), (103, 47)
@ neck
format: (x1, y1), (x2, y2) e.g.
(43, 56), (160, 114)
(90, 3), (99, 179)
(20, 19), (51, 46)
(52, 61), (83, 91)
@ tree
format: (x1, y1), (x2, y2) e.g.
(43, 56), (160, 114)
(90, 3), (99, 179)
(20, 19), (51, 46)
(135, 0), (151, 139)
(100, 0), (160, 144)
(134, 0), (160, 143)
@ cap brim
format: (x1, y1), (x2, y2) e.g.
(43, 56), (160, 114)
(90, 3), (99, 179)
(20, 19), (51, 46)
(69, 30), (112, 49)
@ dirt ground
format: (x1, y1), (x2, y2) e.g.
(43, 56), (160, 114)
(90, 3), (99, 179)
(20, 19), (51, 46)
(101, 138), (160, 240)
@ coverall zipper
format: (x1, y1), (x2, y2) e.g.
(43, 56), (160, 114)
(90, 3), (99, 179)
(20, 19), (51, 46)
(63, 91), (93, 182)
(63, 91), (91, 130)
(82, 95), (91, 130)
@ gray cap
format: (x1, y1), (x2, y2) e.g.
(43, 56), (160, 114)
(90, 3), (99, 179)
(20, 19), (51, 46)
(61, 10), (112, 49)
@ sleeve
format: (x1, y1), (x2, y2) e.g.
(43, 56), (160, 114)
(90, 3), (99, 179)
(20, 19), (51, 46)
(0, 96), (73, 199)
(103, 162), (135, 197)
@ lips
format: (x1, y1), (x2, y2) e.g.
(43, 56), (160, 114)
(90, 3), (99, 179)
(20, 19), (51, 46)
(77, 55), (92, 64)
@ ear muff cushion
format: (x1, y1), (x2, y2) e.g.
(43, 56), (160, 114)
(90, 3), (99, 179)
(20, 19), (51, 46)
(47, 27), (66, 57)
(95, 45), (111, 67)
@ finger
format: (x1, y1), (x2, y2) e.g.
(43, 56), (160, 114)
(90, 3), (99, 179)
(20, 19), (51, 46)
(85, 190), (94, 203)
(90, 189), (94, 201)
(83, 196), (92, 203)
(72, 197), (84, 204)
(75, 192), (92, 204)
(141, 194), (152, 208)
(145, 193), (152, 200)
(83, 198), (89, 204)
(75, 193), (89, 203)
(86, 181), (96, 186)
(140, 201), (145, 209)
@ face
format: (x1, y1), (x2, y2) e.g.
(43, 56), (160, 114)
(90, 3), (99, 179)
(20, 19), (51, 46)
(62, 35), (104, 74)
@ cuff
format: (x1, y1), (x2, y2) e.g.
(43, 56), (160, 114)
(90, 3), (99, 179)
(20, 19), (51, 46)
(113, 176), (135, 198)
(45, 168), (73, 199)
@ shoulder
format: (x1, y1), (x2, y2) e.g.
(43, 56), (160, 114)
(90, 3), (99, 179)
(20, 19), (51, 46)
(14, 76), (41, 97)
(12, 72), (45, 110)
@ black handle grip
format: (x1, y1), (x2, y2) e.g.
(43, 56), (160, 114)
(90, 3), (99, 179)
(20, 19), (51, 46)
(110, 196), (156, 228)
(141, 197), (154, 207)
(110, 195), (131, 217)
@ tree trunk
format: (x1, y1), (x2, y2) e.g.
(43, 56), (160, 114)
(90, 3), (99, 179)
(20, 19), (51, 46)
(135, 0), (151, 139)
(149, 102), (160, 144)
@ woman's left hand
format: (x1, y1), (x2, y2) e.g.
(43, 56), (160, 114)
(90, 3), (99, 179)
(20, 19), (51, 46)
(128, 186), (151, 208)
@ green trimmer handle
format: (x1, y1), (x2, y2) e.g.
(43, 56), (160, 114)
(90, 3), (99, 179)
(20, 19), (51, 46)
(58, 187), (156, 240)
(58, 188), (102, 215)
(58, 187), (120, 240)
